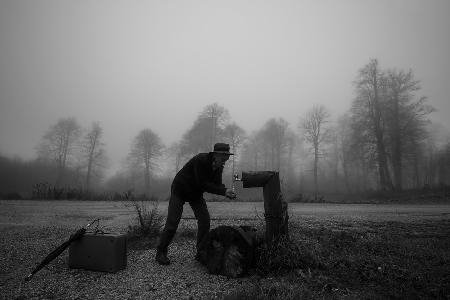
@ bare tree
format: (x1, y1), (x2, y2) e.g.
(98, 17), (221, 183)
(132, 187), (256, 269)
(180, 103), (230, 156)
(81, 122), (107, 193)
(385, 69), (432, 190)
(223, 123), (246, 179)
(181, 117), (213, 155)
(128, 128), (164, 197)
(353, 59), (393, 191)
(37, 117), (81, 187)
(300, 105), (330, 200)
(199, 103), (230, 150)
(350, 60), (433, 191)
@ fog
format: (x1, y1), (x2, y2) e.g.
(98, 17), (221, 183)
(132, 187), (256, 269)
(1, 0), (450, 178)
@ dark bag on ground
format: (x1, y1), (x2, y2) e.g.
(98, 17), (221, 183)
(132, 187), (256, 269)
(198, 225), (259, 278)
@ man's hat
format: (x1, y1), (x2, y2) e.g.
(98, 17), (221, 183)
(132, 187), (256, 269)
(211, 143), (234, 155)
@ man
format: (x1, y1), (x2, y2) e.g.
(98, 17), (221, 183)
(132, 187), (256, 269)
(155, 143), (236, 265)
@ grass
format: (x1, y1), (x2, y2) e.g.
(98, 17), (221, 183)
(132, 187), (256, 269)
(254, 235), (320, 275)
(167, 215), (450, 299)
(224, 219), (450, 299)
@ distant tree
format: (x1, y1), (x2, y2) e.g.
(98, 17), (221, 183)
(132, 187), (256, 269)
(81, 122), (108, 193)
(437, 140), (450, 186)
(300, 105), (330, 200)
(336, 114), (357, 192)
(128, 128), (164, 196)
(419, 123), (449, 188)
(385, 69), (432, 190)
(180, 103), (230, 156)
(347, 116), (370, 191)
(181, 117), (213, 155)
(327, 127), (341, 193)
(284, 129), (300, 194)
(0, 155), (81, 197)
(350, 60), (433, 191)
(167, 142), (188, 175)
(240, 131), (264, 171)
(223, 123), (246, 179)
(353, 59), (393, 191)
(261, 118), (289, 171)
(37, 117), (81, 186)
(103, 171), (135, 195)
(199, 103), (230, 150)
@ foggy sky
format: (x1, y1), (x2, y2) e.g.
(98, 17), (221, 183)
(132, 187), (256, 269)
(1, 0), (449, 175)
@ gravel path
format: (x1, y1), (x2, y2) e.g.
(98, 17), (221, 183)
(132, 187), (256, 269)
(0, 219), (262, 300)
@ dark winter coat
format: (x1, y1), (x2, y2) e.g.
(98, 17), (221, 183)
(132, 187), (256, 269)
(172, 153), (226, 200)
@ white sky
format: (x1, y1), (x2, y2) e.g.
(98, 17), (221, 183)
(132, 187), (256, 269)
(1, 0), (449, 174)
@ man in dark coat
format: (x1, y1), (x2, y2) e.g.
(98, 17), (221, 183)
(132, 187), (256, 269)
(155, 143), (236, 265)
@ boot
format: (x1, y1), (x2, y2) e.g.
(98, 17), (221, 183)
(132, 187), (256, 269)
(155, 249), (170, 265)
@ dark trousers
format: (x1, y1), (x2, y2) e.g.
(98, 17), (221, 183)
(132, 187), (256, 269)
(157, 190), (210, 254)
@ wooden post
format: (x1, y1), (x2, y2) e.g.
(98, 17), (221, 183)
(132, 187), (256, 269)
(241, 171), (288, 245)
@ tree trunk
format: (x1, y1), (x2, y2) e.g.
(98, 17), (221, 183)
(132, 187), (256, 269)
(56, 136), (69, 187)
(373, 83), (393, 191)
(144, 156), (151, 197)
(342, 159), (351, 193)
(86, 147), (94, 194)
(86, 131), (98, 194)
(313, 143), (319, 201)
(358, 149), (368, 192)
(413, 152), (420, 188)
(391, 94), (402, 191)
(375, 128), (392, 190)
(287, 143), (294, 194)
(86, 159), (92, 193)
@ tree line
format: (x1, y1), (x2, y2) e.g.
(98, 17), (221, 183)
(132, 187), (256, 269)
(1, 59), (449, 201)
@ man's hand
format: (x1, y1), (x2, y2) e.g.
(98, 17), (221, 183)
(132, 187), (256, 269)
(225, 189), (236, 199)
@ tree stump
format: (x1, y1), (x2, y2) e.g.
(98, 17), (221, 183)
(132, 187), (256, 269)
(199, 225), (259, 278)
(241, 171), (289, 245)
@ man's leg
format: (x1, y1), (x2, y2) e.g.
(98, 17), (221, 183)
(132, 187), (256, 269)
(156, 192), (184, 265)
(189, 198), (210, 257)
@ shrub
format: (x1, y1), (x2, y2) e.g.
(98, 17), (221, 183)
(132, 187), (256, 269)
(127, 194), (164, 241)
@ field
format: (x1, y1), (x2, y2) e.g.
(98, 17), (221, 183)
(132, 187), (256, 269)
(1, 200), (449, 299)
